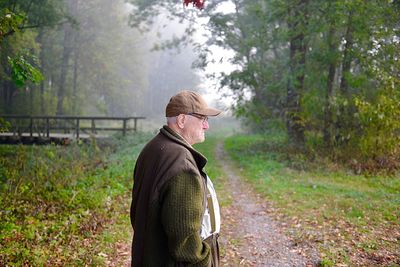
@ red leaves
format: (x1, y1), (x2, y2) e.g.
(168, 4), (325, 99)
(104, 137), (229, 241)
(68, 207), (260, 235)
(183, 0), (205, 10)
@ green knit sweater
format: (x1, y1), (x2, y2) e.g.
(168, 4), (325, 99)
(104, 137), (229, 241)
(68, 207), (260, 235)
(130, 126), (212, 266)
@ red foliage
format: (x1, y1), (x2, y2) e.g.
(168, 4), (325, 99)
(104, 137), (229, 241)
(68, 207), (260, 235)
(183, 0), (205, 10)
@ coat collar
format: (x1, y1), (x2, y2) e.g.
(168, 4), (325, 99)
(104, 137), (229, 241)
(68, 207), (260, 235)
(160, 125), (207, 170)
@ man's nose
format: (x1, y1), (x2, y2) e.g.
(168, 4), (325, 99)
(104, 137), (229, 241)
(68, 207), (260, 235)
(203, 120), (209, 130)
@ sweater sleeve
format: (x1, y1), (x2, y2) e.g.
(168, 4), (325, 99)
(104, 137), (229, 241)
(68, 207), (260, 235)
(161, 172), (211, 267)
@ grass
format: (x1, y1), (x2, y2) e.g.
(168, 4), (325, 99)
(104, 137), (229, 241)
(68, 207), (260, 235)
(224, 132), (400, 266)
(0, 133), (152, 266)
(194, 133), (231, 207)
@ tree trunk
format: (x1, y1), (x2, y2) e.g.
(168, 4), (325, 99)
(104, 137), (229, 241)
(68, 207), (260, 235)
(72, 29), (80, 115)
(323, 23), (338, 147)
(2, 80), (14, 114)
(286, 0), (308, 147)
(37, 29), (46, 115)
(339, 10), (354, 97)
(40, 78), (45, 114)
(335, 9), (354, 142)
(56, 23), (73, 115)
(56, 0), (78, 115)
(29, 87), (34, 114)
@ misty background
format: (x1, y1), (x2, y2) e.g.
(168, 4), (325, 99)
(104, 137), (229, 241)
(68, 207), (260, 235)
(0, 0), (231, 121)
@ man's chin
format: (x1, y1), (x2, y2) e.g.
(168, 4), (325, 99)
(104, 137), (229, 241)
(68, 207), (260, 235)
(195, 136), (205, 144)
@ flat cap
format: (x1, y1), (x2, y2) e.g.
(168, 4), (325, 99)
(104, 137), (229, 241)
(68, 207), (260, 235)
(166, 90), (222, 117)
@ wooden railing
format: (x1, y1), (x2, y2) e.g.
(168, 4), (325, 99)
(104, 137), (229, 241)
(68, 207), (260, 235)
(0, 115), (146, 138)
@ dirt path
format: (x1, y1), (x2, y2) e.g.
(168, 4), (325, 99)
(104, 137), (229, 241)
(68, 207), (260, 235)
(216, 143), (320, 267)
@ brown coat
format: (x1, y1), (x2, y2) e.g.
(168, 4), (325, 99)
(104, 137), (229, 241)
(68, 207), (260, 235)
(130, 126), (218, 266)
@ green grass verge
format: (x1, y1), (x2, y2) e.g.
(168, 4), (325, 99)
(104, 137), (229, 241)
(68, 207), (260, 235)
(194, 134), (231, 207)
(0, 133), (152, 266)
(224, 133), (400, 266)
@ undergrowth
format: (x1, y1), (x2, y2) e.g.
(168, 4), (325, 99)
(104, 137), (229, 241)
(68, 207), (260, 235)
(0, 133), (151, 266)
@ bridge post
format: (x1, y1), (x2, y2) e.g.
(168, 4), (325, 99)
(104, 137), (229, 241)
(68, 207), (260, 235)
(64, 119), (68, 134)
(12, 118), (16, 136)
(91, 119), (96, 134)
(76, 118), (80, 138)
(30, 117), (33, 137)
(123, 119), (127, 136)
(134, 118), (138, 132)
(46, 118), (50, 137)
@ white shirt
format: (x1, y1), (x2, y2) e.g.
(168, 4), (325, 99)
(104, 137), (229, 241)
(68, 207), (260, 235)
(200, 175), (221, 239)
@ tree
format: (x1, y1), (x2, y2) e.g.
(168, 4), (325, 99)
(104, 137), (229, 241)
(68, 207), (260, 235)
(0, 8), (24, 40)
(127, 0), (400, 163)
(56, 0), (77, 115)
(285, 0), (309, 146)
(0, 0), (64, 113)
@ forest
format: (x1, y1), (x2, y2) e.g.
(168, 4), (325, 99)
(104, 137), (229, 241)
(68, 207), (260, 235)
(1, 0), (399, 169)
(0, 0), (203, 118)
(0, 0), (399, 266)
(130, 0), (400, 171)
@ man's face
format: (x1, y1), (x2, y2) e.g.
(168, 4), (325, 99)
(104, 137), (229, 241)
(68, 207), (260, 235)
(181, 114), (209, 145)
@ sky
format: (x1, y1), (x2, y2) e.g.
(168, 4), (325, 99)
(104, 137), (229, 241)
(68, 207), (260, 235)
(193, 1), (237, 109)
(124, 0), (237, 112)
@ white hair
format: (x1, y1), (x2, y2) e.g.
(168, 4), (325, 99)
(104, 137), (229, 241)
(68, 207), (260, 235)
(166, 116), (177, 125)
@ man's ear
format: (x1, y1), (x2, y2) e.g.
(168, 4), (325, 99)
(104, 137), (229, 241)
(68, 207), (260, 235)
(176, 114), (186, 129)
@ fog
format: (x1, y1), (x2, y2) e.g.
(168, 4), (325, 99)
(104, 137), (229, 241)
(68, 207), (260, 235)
(0, 0), (233, 120)
(122, 1), (236, 119)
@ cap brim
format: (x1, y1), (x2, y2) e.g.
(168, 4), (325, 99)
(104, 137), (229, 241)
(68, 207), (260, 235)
(196, 108), (222, 116)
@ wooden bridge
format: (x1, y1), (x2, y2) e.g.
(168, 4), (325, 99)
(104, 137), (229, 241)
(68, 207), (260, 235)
(0, 115), (145, 144)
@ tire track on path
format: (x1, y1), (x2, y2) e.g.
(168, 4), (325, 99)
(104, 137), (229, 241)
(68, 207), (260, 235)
(216, 142), (319, 267)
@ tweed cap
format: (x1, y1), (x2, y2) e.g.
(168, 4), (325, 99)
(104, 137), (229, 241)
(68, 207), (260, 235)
(166, 90), (222, 117)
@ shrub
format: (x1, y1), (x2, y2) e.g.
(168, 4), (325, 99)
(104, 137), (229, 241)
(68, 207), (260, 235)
(349, 74), (400, 173)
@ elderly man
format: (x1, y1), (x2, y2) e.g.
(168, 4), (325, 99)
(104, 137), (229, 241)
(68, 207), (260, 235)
(130, 90), (221, 266)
